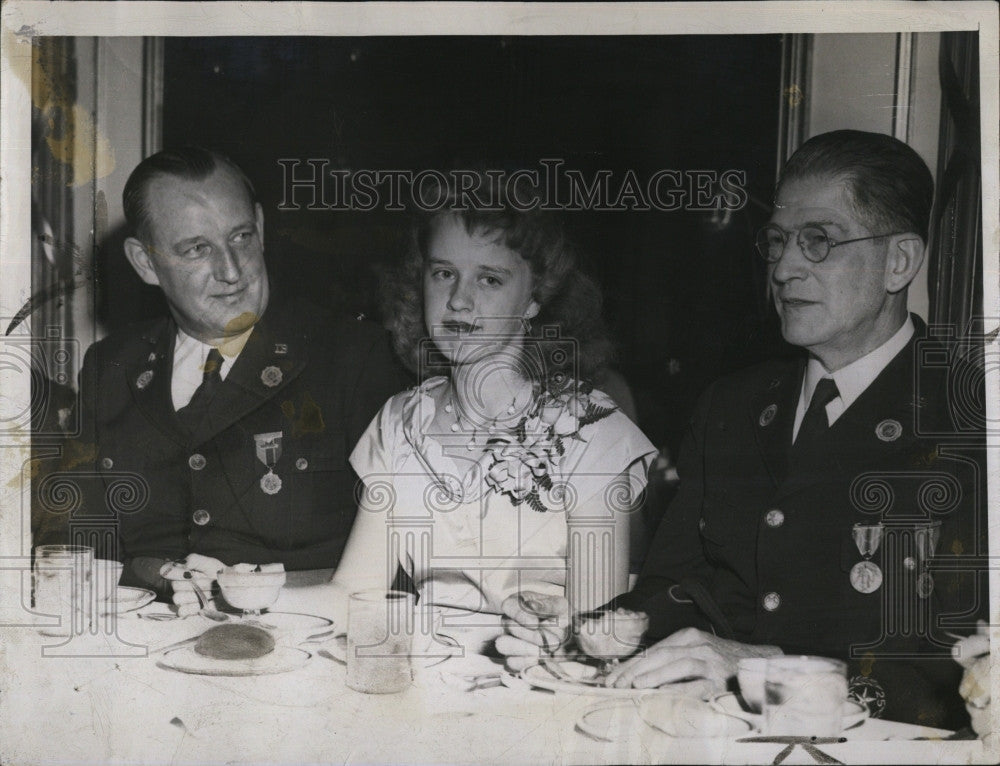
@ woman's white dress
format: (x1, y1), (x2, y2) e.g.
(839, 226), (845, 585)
(349, 376), (657, 614)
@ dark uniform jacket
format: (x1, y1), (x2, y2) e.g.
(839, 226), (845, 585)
(617, 317), (987, 729)
(61, 294), (408, 592)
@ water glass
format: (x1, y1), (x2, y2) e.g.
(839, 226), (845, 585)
(764, 656), (847, 736)
(34, 545), (94, 636)
(346, 589), (414, 693)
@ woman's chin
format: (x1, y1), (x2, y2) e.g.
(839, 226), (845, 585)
(437, 340), (519, 368)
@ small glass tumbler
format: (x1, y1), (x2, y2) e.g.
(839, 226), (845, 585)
(34, 545), (94, 637)
(345, 589), (414, 694)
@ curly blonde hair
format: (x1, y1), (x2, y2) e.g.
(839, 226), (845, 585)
(382, 172), (614, 385)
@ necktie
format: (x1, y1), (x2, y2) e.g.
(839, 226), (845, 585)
(795, 377), (839, 450)
(176, 348), (223, 432)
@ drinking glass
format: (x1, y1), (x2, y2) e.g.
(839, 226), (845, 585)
(345, 589), (414, 693)
(34, 545), (94, 637)
(764, 656), (847, 736)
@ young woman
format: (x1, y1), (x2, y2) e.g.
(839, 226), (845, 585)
(329, 174), (656, 627)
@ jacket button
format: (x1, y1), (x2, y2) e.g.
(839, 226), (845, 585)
(762, 592), (781, 611)
(100, 457), (114, 470)
(765, 509), (784, 528)
(295, 458), (308, 471)
(188, 453), (206, 471)
(192, 509), (210, 526)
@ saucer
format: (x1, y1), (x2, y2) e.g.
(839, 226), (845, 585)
(99, 586), (155, 616)
(521, 660), (654, 697)
(709, 692), (868, 732)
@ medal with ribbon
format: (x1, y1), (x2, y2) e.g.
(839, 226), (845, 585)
(913, 521), (941, 599)
(850, 522), (884, 593)
(254, 431), (283, 495)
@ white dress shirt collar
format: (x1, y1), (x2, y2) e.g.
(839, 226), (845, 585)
(793, 316), (915, 440)
(170, 327), (253, 411)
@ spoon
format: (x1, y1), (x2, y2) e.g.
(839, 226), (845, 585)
(187, 578), (229, 622)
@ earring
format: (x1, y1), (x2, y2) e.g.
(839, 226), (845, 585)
(524, 317), (532, 334)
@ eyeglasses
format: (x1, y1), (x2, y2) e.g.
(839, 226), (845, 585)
(755, 224), (906, 264)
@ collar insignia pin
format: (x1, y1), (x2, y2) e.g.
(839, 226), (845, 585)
(136, 370), (154, 390)
(147, 352), (157, 363)
(875, 419), (902, 442)
(274, 343), (288, 356)
(759, 403), (777, 427)
(261, 365), (283, 388)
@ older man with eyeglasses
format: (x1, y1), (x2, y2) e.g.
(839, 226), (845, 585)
(499, 130), (988, 731)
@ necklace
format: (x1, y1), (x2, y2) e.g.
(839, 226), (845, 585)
(445, 395), (520, 451)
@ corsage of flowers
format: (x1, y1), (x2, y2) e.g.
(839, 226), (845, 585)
(482, 382), (617, 512)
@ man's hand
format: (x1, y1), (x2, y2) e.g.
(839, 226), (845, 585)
(495, 592), (570, 672)
(603, 627), (781, 696)
(954, 622), (990, 739)
(158, 554), (225, 617)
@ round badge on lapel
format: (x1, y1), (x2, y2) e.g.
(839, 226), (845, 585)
(136, 370), (154, 389)
(759, 404), (778, 427)
(261, 365), (283, 388)
(875, 419), (902, 442)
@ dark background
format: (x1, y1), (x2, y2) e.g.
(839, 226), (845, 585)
(103, 35), (790, 455)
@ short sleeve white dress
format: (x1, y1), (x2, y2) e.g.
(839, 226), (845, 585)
(349, 376), (657, 615)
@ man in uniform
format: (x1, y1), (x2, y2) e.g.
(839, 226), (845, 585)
(59, 147), (407, 599)
(499, 130), (987, 729)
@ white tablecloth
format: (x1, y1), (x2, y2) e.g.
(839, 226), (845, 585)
(1, 601), (993, 765)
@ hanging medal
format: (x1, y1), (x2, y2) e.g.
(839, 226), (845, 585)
(850, 522), (884, 594)
(254, 431), (284, 495)
(914, 522), (941, 599)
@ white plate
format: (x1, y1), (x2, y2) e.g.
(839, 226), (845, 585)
(641, 694), (755, 738)
(157, 645), (312, 676)
(521, 661), (661, 697)
(576, 700), (642, 741)
(99, 586), (155, 616)
(320, 632), (462, 669)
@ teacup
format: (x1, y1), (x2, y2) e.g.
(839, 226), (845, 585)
(765, 656), (848, 736)
(736, 657), (768, 713)
(216, 565), (286, 614)
(94, 559), (124, 604)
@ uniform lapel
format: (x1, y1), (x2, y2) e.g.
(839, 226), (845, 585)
(773, 333), (920, 502)
(188, 308), (307, 446)
(819, 338), (919, 472)
(749, 358), (803, 487)
(124, 318), (189, 446)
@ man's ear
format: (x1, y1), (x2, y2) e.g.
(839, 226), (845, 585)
(123, 238), (161, 287)
(254, 202), (265, 244)
(885, 235), (925, 294)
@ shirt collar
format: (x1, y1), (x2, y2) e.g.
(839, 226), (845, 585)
(174, 326), (254, 363)
(802, 316), (915, 411)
